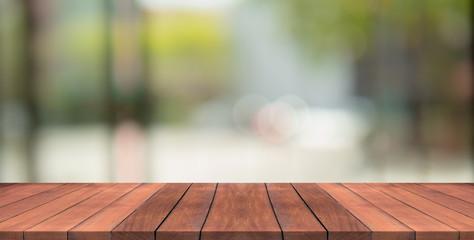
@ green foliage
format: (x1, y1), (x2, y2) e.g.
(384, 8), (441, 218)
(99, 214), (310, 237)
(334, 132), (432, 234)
(275, 0), (471, 59)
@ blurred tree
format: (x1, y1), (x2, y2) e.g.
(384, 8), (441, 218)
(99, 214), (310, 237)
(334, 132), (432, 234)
(107, 0), (150, 126)
(147, 11), (231, 123)
(106, 0), (151, 181)
(276, 0), (472, 155)
(20, 0), (43, 181)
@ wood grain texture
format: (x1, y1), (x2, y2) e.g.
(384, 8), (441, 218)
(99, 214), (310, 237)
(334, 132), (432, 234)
(24, 183), (138, 240)
(156, 183), (216, 240)
(0, 183), (472, 239)
(266, 183), (326, 240)
(421, 183), (474, 204)
(370, 183), (474, 240)
(319, 183), (413, 240)
(69, 183), (165, 240)
(201, 183), (282, 240)
(292, 183), (370, 240)
(344, 183), (458, 240)
(0, 183), (62, 207)
(0, 183), (14, 188)
(112, 183), (191, 240)
(0, 183), (87, 223)
(394, 183), (474, 218)
(0, 183), (113, 240)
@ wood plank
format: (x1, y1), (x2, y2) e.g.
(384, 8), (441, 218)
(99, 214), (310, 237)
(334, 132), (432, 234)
(201, 183), (282, 240)
(0, 183), (87, 223)
(421, 183), (474, 204)
(0, 183), (113, 240)
(266, 183), (326, 240)
(156, 183), (216, 240)
(292, 183), (370, 240)
(369, 183), (474, 240)
(319, 183), (414, 240)
(0, 183), (62, 207)
(69, 183), (165, 240)
(112, 183), (191, 240)
(395, 183), (474, 218)
(344, 183), (458, 240)
(439, 183), (474, 192)
(0, 183), (471, 239)
(0, 183), (14, 188)
(24, 183), (138, 240)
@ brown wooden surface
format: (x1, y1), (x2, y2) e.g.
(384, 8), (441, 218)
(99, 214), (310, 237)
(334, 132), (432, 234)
(395, 183), (474, 218)
(0, 183), (87, 223)
(318, 183), (414, 240)
(0, 183), (472, 240)
(0, 183), (14, 189)
(69, 183), (165, 240)
(111, 183), (190, 240)
(0, 183), (62, 207)
(293, 183), (371, 240)
(25, 183), (138, 240)
(0, 183), (113, 240)
(344, 183), (459, 240)
(369, 183), (474, 240)
(421, 183), (474, 204)
(266, 183), (326, 240)
(156, 183), (216, 240)
(201, 183), (282, 240)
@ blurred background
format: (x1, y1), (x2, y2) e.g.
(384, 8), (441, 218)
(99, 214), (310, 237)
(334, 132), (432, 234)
(0, 0), (472, 182)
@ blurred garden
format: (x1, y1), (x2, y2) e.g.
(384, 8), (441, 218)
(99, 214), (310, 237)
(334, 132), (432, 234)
(0, 0), (472, 182)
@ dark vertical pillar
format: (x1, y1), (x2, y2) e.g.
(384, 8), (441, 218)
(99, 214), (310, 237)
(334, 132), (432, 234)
(103, 0), (116, 181)
(21, 0), (40, 182)
(467, 63), (473, 171)
(105, 0), (152, 181)
(140, 7), (153, 181)
(0, 1), (4, 163)
(469, 1), (473, 170)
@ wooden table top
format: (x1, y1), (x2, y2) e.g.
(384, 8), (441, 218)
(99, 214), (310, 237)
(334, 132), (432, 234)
(0, 183), (472, 240)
